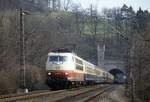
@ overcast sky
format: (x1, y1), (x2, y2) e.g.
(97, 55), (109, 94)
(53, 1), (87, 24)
(73, 0), (150, 12)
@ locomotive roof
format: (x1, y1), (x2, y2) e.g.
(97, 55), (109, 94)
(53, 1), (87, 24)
(48, 52), (76, 56)
(48, 52), (107, 71)
(51, 48), (73, 53)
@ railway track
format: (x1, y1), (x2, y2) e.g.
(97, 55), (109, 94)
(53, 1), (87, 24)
(0, 85), (113, 102)
(0, 89), (66, 102)
(81, 86), (114, 102)
(55, 85), (114, 102)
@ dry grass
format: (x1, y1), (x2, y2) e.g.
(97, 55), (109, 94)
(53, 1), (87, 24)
(0, 63), (48, 95)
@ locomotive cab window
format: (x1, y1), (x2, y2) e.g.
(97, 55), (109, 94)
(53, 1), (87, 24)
(49, 56), (68, 62)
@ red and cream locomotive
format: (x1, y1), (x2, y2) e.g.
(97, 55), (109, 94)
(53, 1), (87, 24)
(46, 51), (114, 88)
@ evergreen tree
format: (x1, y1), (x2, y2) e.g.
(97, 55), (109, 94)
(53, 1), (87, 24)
(136, 7), (149, 32)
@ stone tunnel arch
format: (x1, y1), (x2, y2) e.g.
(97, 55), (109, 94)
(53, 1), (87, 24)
(109, 68), (126, 83)
(109, 68), (124, 76)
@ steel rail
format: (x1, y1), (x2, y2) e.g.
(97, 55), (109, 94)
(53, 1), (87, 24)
(81, 86), (114, 102)
(0, 89), (65, 102)
(0, 85), (110, 102)
(55, 85), (110, 102)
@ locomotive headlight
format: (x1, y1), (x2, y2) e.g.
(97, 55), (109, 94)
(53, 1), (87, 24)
(48, 72), (51, 76)
(65, 72), (69, 76)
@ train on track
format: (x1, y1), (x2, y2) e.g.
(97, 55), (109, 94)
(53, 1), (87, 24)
(46, 50), (114, 88)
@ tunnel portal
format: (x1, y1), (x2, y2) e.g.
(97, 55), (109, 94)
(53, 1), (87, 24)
(109, 69), (126, 84)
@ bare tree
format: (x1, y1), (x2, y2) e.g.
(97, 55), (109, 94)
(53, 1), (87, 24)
(61, 0), (72, 11)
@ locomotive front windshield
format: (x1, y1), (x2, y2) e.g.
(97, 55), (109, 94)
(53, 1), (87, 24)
(49, 56), (68, 62)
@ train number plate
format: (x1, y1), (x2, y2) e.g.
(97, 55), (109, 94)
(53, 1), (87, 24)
(55, 66), (60, 69)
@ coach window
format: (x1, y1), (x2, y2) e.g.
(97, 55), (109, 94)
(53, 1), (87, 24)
(75, 58), (83, 70)
(102, 72), (105, 77)
(86, 66), (93, 74)
(75, 58), (83, 65)
(95, 69), (99, 75)
(76, 64), (83, 70)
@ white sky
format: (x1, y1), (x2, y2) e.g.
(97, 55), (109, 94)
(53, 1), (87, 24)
(73, 0), (150, 12)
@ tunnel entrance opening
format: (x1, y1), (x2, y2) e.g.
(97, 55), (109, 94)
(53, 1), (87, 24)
(109, 69), (126, 84)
